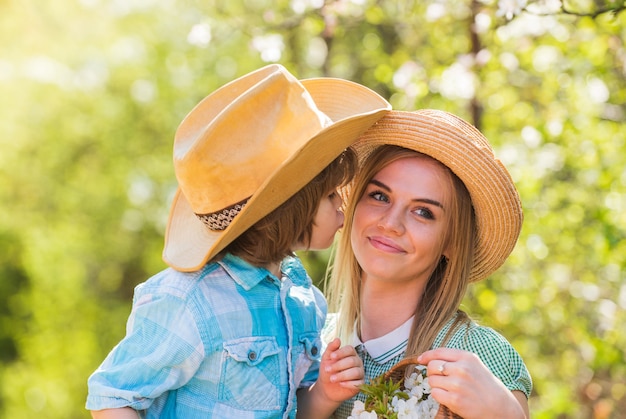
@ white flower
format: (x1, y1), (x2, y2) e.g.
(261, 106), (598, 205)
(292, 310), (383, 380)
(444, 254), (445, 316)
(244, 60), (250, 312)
(405, 366), (432, 402)
(353, 365), (439, 419)
(348, 400), (379, 419)
(409, 383), (425, 400)
(405, 370), (422, 389)
(393, 396), (421, 418)
(421, 397), (441, 417)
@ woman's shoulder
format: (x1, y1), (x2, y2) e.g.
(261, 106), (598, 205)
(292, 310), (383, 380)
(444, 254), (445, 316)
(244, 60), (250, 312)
(435, 315), (519, 357)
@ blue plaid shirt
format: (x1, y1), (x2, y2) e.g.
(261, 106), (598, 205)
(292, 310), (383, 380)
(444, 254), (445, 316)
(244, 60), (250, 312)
(87, 253), (326, 418)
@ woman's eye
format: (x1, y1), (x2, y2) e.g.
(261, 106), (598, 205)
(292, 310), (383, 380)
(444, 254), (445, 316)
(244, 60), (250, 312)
(368, 190), (388, 202)
(415, 207), (435, 220)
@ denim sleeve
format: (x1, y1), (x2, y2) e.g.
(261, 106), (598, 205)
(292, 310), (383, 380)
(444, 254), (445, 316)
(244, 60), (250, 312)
(300, 285), (328, 388)
(86, 290), (205, 411)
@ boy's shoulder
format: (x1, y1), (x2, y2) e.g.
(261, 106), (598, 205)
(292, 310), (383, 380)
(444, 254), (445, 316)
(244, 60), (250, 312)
(135, 263), (223, 299)
(280, 254), (311, 286)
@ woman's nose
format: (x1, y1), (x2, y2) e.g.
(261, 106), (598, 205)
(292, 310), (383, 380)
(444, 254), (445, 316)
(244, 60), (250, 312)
(377, 207), (404, 234)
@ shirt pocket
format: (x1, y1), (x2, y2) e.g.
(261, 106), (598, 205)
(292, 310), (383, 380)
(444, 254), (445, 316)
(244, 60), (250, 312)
(220, 336), (282, 410)
(294, 333), (323, 387)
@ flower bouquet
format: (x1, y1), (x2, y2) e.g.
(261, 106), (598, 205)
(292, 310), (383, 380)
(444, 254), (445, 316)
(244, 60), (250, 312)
(348, 356), (461, 419)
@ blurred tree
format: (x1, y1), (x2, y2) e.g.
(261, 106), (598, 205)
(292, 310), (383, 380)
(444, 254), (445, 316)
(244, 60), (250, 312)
(0, 0), (624, 418)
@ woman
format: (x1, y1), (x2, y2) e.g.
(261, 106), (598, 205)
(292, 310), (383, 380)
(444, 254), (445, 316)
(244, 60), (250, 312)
(326, 109), (532, 419)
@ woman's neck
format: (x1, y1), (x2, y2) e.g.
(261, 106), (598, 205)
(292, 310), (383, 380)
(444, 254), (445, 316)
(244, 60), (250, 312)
(359, 275), (425, 342)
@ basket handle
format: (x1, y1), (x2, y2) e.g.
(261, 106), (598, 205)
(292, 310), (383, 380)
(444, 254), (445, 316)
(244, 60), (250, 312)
(382, 355), (421, 381)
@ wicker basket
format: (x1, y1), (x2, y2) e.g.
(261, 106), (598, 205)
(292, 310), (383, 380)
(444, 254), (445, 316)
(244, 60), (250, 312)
(383, 356), (463, 419)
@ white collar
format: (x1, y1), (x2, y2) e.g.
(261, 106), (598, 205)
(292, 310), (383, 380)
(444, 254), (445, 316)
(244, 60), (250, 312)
(352, 316), (413, 363)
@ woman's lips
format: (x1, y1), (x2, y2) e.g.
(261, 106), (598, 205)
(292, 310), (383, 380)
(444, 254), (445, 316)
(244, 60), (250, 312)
(368, 235), (404, 253)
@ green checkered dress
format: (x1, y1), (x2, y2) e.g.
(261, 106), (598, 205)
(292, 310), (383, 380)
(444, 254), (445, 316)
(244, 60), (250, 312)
(327, 313), (532, 419)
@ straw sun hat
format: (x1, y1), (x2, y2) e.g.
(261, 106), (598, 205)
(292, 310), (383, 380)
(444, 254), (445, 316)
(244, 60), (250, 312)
(352, 109), (523, 282)
(163, 64), (391, 272)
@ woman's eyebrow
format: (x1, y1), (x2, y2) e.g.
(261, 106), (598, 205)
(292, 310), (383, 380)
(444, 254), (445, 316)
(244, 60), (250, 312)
(418, 198), (444, 209)
(370, 178), (391, 191)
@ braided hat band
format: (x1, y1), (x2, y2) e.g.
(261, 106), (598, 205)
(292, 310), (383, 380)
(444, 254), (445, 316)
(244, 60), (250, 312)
(195, 199), (249, 231)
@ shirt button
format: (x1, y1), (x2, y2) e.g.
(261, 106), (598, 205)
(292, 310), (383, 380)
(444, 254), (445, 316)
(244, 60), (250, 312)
(248, 351), (257, 361)
(311, 346), (318, 356)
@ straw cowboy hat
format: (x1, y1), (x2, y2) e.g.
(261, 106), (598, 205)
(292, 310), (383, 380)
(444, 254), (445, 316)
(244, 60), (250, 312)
(351, 109), (523, 282)
(163, 64), (391, 272)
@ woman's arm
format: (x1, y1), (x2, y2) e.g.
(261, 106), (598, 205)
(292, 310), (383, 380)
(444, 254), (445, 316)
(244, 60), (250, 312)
(513, 390), (530, 419)
(91, 407), (139, 419)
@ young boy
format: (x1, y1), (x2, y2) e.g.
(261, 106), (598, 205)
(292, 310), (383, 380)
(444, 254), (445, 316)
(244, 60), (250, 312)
(86, 64), (390, 418)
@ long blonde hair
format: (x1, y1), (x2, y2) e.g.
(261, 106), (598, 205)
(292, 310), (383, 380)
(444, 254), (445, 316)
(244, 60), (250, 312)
(326, 145), (476, 357)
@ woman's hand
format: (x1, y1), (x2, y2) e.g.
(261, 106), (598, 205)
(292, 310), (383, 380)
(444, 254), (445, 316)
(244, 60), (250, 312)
(418, 348), (529, 419)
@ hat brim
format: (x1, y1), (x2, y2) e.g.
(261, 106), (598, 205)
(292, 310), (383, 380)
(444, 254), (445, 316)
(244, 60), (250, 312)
(351, 110), (522, 282)
(163, 78), (391, 272)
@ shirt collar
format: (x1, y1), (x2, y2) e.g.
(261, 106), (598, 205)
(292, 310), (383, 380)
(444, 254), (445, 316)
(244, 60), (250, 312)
(217, 253), (309, 290)
(279, 255), (308, 286)
(217, 253), (270, 290)
(353, 316), (413, 363)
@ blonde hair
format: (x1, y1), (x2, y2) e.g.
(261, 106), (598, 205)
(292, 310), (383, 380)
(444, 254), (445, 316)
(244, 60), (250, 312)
(327, 145), (476, 357)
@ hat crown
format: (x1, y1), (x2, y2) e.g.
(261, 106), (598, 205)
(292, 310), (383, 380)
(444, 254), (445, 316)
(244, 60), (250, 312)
(174, 64), (330, 215)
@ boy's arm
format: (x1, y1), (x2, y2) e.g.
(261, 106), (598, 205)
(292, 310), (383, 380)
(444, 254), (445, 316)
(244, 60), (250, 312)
(91, 408), (139, 419)
(296, 338), (363, 418)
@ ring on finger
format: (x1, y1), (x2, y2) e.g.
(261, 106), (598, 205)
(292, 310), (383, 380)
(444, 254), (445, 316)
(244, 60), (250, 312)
(437, 361), (448, 376)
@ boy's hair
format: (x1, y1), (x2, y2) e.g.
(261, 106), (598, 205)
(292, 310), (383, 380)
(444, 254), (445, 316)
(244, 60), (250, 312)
(224, 147), (357, 266)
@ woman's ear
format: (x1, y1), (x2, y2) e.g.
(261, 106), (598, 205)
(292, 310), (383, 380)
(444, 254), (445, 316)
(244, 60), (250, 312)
(441, 244), (450, 262)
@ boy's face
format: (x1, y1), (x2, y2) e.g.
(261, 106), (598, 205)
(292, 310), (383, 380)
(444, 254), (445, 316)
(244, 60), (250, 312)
(306, 189), (345, 250)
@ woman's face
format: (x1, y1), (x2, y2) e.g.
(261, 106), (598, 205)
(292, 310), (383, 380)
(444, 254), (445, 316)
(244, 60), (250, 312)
(350, 155), (451, 286)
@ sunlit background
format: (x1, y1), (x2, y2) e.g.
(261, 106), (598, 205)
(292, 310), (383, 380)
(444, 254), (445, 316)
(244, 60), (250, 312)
(1, 0), (625, 417)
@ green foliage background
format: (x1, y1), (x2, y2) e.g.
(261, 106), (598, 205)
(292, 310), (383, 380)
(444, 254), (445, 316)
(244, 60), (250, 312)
(1, 0), (625, 418)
